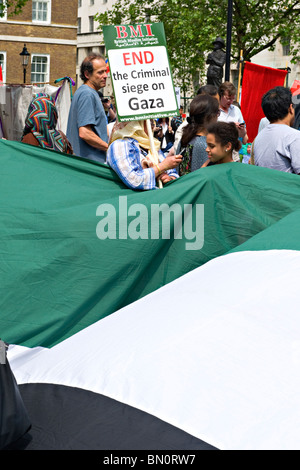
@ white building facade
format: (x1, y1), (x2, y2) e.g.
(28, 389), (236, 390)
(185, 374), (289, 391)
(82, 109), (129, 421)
(251, 40), (299, 89)
(77, 0), (114, 96)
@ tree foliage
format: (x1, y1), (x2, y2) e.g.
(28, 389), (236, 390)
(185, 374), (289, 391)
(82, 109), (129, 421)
(231, 0), (300, 62)
(0, 0), (30, 17)
(95, 0), (300, 90)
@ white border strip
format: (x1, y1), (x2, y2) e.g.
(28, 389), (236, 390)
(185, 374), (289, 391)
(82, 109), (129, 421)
(9, 250), (300, 450)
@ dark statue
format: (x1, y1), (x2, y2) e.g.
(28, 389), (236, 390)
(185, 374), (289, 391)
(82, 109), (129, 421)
(206, 37), (226, 88)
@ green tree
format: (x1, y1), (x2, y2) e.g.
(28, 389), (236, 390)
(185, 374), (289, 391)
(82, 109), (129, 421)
(0, 0), (30, 17)
(231, 0), (300, 62)
(95, 0), (300, 92)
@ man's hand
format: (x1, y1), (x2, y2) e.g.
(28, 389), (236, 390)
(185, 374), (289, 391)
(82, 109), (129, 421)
(141, 157), (154, 169)
(143, 154), (182, 180)
(158, 173), (176, 184)
(163, 154), (183, 170)
(154, 154), (182, 181)
(236, 122), (246, 138)
(102, 100), (111, 110)
(236, 122), (248, 144)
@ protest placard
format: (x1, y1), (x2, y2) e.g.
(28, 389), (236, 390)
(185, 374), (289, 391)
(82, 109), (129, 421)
(102, 23), (178, 122)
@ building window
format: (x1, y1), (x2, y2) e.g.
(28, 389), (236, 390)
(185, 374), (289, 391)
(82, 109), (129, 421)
(282, 38), (291, 56)
(31, 54), (50, 84)
(32, 0), (51, 23)
(78, 0), (82, 7)
(78, 17), (81, 34)
(90, 0), (94, 5)
(89, 16), (94, 32)
(0, 51), (6, 82)
(0, 0), (7, 20)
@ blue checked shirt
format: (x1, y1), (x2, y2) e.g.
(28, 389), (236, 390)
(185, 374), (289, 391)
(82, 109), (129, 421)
(107, 138), (179, 190)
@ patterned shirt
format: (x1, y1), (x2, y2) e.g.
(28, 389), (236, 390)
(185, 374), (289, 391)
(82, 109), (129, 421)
(107, 138), (179, 190)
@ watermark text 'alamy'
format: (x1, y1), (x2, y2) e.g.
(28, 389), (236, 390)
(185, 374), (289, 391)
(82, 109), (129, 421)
(96, 196), (204, 251)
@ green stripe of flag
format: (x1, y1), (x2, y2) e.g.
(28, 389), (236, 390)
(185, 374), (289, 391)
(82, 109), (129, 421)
(1, 139), (300, 348)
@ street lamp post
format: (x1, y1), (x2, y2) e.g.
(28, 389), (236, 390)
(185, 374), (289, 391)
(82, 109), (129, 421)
(19, 44), (30, 84)
(225, 0), (233, 81)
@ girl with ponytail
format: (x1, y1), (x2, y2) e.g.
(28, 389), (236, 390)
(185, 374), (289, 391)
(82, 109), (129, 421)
(177, 94), (219, 175)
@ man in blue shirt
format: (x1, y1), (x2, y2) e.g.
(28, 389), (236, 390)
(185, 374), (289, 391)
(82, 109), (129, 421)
(294, 101), (300, 130)
(67, 53), (108, 163)
(254, 86), (300, 174)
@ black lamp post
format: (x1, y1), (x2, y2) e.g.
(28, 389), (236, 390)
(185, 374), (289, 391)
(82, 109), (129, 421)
(19, 44), (30, 84)
(225, 0), (233, 81)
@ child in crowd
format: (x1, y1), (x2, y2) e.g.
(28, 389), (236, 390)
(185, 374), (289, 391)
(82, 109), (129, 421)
(202, 121), (242, 166)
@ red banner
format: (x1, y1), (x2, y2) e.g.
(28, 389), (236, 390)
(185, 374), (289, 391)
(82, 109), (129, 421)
(291, 80), (300, 96)
(240, 62), (287, 142)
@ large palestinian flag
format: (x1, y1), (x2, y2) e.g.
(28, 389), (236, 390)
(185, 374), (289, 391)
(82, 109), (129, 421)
(2, 138), (300, 450)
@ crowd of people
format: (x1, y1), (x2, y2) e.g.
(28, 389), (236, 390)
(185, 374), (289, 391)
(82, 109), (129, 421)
(20, 52), (300, 190)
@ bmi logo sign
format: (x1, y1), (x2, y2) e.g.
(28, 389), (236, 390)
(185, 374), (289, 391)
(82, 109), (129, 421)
(102, 23), (178, 122)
